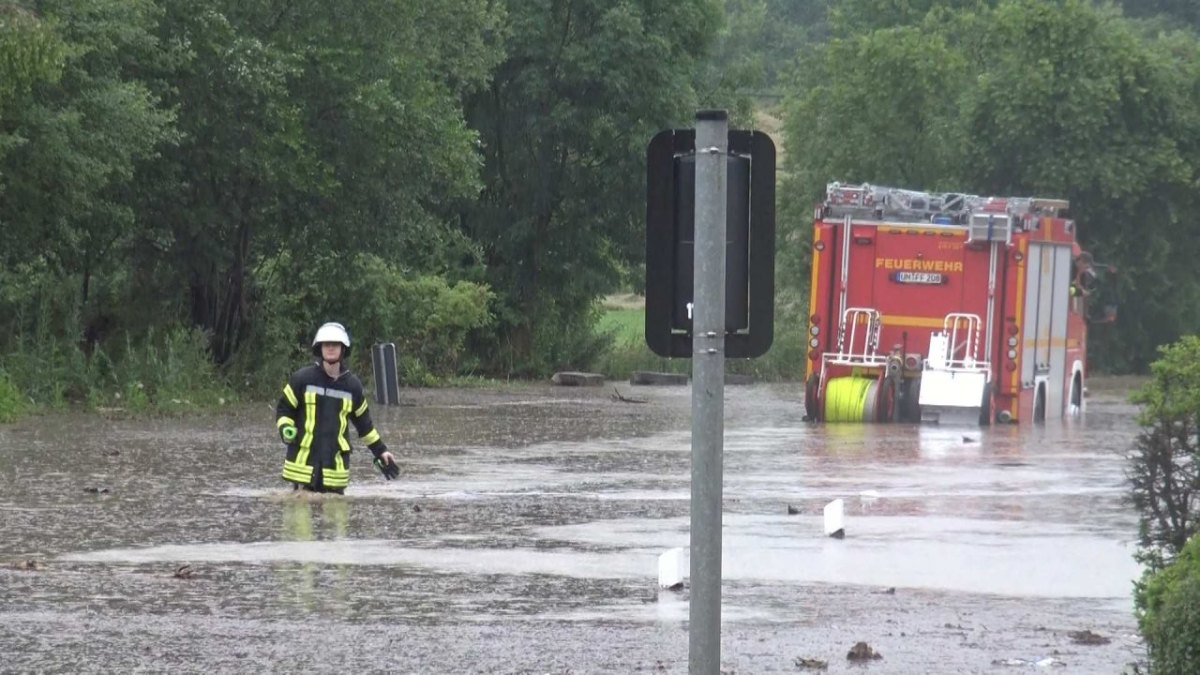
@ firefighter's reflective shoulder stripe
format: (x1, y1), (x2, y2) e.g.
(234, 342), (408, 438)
(304, 384), (352, 400)
(282, 383), (299, 408)
(354, 398), (369, 417)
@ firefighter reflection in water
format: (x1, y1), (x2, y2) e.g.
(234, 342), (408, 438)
(281, 497), (351, 612)
(276, 322), (400, 493)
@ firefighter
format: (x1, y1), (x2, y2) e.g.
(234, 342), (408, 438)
(275, 322), (400, 493)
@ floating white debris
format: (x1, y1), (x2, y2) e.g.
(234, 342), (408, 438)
(859, 490), (880, 500)
(657, 547), (685, 589)
(824, 498), (845, 538)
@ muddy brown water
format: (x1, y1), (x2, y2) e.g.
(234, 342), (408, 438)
(1, 380), (1145, 673)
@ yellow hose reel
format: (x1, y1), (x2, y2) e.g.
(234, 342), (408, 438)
(823, 376), (876, 423)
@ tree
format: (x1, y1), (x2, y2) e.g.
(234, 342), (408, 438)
(1130, 338), (1200, 673)
(0, 4), (66, 118)
(132, 0), (503, 363)
(1129, 336), (1200, 564)
(0, 0), (175, 315)
(779, 23), (966, 297)
(461, 0), (722, 375)
(1118, 0), (1200, 31)
(950, 1), (1200, 370)
(827, 0), (995, 35)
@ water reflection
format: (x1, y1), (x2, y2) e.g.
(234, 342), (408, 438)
(279, 495), (351, 615)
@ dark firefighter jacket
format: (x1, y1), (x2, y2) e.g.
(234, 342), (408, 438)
(275, 362), (386, 490)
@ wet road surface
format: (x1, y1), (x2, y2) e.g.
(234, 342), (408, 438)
(1, 380), (1144, 673)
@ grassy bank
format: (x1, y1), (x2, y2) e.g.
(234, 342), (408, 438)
(593, 295), (808, 382)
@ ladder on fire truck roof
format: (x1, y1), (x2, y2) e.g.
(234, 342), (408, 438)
(822, 182), (1070, 228)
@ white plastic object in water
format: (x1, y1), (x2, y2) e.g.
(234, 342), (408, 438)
(657, 547), (685, 588)
(824, 498), (845, 538)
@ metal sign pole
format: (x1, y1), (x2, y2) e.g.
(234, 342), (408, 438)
(689, 110), (727, 674)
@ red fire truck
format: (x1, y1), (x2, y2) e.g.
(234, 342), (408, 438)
(804, 182), (1110, 425)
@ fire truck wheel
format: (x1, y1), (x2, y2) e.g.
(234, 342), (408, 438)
(899, 379), (921, 423)
(979, 382), (993, 426)
(804, 374), (820, 422)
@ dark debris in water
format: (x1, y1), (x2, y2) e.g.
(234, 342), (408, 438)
(173, 564), (195, 580)
(611, 387), (647, 404)
(786, 504), (800, 515)
(1068, 630), (1111, 645)
(795, 656), (828, 670)
(83, 486), (110, 494)
(10, 559), (41, 571)
(847, 641), (882, 661)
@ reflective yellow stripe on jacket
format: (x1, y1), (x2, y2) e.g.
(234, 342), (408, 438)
(337, 397), (351, 452)
(281, 390), (319, 484)
(323, 397), (353, 488)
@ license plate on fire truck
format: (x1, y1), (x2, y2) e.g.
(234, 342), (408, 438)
(892, 271), (945, 285)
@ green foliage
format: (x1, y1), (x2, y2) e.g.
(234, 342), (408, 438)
(1118, 0), (1200, 30)
(1137, 535), (1200, 673)
(696, 0), (766, 118)
(131, 0), (503, 363)
(111, 328), (236, 410)
(0, 368), (25, 423)
(461, 0), (722, 376)
(246, 252), (494, 391)
(0, 6), (67, 117)
(1129, 336), (1200, 671)
(1128, 336), (1200, 559)
(829, 0), (996, 34)
(0, 261), (233, 413)
(0, 0), (176, 280)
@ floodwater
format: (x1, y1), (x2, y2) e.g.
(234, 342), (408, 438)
(1, 379), (1145, 673)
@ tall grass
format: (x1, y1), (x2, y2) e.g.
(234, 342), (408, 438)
(0, 369), (25, 423)
(0, 291), (236, 420)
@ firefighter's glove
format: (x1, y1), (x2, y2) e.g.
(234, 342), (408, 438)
(374, 456), (400, 480)
(279, 425), (298, 444)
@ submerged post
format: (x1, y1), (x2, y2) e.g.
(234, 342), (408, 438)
(689, 109), (727, 674)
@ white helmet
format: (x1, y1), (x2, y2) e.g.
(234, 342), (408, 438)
(312, 322), (351, 358)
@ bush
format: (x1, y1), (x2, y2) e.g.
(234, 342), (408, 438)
(1151, 575), (1200, 674)
(1138, 535), (1200, 673)
(0, 370), (26, 423)
(247, 252), (494, 389)
(1129, 336), (1200, 672)
(1128, 336), (1200, 562)
(102, 327), (236, 411)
